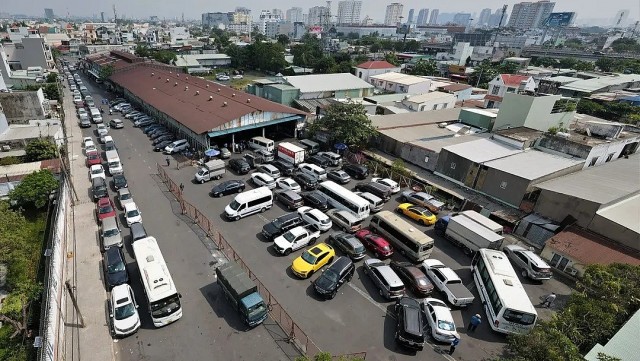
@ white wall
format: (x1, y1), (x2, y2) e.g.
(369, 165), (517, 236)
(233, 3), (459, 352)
(355, 67), (401, 83)
(583, 139), (640, 169)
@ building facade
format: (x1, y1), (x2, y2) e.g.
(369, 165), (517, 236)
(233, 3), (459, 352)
(416, 9), (429, 26)
(507, 1), (556, 29)
(337, 1), (362, 25)
(286, 7), (303, 23)
(429, 9), (439, 25)
(384, 3), (404, 26)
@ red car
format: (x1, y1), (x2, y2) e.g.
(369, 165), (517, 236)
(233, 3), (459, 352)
(96, 197), (116, 222)
(355, 229), (393, 258)
(86, 151), (101, 167)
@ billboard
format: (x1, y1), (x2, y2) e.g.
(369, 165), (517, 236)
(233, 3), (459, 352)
(545, 12), (576, 27)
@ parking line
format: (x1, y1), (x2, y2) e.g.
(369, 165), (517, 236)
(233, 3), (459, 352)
(257, 214), (270, 223)
(346, 282), (394, 318)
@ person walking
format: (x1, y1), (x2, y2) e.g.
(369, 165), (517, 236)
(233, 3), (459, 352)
(179, 183), (184, 192)
(543, 292), (557, 308)
(165, 157), (170, 167)
(449, 336), (460, 355)
(468, 314), (482, 332)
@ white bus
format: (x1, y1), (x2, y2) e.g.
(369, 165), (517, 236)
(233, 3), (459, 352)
(318, 181), (370, 220)
(132, 237), (183, 327)
(369, 211), (434, 262)
(471, 248), (537, 334)
(249, 136), (275, 152)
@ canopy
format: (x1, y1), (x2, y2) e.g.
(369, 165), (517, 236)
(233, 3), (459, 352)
(204, 149), (220, 157)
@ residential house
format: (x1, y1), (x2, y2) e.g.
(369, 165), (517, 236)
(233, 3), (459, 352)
(557, 73), (640, 97)
(400, 91), (457, 112)
(174, 54), (232, 74)
(492, 93), (578, 132)
(484, 74), (536, 108)
(438, 83), (473, 101)
(353, 60), (401, 83)
(369, 72), (432, 94)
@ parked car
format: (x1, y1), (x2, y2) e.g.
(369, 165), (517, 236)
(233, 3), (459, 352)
(100, 216), (122, 250)
(153, 140), (174, 152)
(109, 118), (124, 129)
(261, 212), (305, 241)
(152, 135), (175, 145)
(342, 164), (369, 179)
(327, 231), (366, 261)
(313, 256), (355, 299)
(502, 245), (553, 281)
(124, 203), (142, 226)
(102, 247), (128, 290)
(96, 197), (117, 222)
(210, 180), (245, 197)
(257, 164), (281, 179)
(228, 159), (251, 174)
(326, 209), (362, 233)
(113, 174), (128, 190)
(396, 203), (437, 226)
(422, 298), (459, 343)
(354, 182), (391, 202)
(117, 188), (134, 209)
(89, 164), (106, 180)
(291, 243), (335, 279)
(372, 177), (400, 193)
(389, 261), (434, 297)
(272, 159), (295, 176)
(355, 229), (393, 258)
(394, 297), (425, 350)
(275, 190), (304, 210)
(298, 206), (332, 232)
(308, 155), (332, 168)
(251, 172), (276, 189)
(276, 177), (301, 192)
(219, 147), (231, 159)
(401, 191), (445, 214)
(79, 117), (92, 128)
(293, 172), (318, 190)
(327, 170), (351, 184)
(85, 151), (101, 167)
(109, 284), (141, 337)
(363, 258), (405, 299)
(301, 191), (328, 211)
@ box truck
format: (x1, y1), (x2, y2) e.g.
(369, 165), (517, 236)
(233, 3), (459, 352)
(277, 142), (305, 165)
(194, 159), (226, 183)
(434, 214), (504, 255)
(216, 262), (268, 327)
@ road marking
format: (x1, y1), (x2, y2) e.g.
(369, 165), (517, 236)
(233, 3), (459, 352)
(257, 214), (270, 224)
(346, 282), (394, 318)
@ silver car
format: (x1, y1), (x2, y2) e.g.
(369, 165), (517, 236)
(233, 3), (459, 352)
(101, 216), (123, 250)
(401, 191), (445, 214)
(117, 188), (134, 209)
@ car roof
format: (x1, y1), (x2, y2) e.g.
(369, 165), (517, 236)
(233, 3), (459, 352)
(105, 246), (123, 263)
(330, 256), (353, 273)
(507, 246), (550, 268)
(97, 197), (111, 204)
(309, 243), (332, 255)
(102, 216), (117, 228)
(111, 283), (132, 301)
(282, 190), (302, 199)
(124, 202), (138, 211)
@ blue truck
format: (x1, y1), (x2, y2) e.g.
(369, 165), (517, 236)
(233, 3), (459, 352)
(216, 262), (268, 327)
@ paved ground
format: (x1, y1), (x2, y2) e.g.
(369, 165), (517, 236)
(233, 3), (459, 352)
(66, 66), (292, 361)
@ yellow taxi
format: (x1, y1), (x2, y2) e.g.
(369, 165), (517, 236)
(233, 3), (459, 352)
(291, 243), (336, 279)
(396, 203), (437, 226)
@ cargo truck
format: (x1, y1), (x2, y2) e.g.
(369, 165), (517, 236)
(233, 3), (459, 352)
(460, 210), (503, 235)
(194, 159), (226, 183)
(277, 142), (305, 165)
(434, 214), (504, 255)
(216, 262), (268, 327)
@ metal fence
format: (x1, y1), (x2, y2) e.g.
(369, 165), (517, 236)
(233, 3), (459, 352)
(156, 163), (326, 357)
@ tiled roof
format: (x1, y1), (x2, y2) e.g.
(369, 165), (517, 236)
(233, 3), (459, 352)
(356, 60), (399, 70)
(500, 74), (531, 86)
(546, 226), (640, 266)
(109, 64), (307, 134)
(440, 83), (472, 92)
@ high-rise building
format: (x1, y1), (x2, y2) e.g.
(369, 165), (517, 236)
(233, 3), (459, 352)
(202, 12), (231, 28)
(384, 3), (404, 26)
(258, 10), (282, 35)
(452, 13), (472, 26)
(488, 7), (508, 27)
(308, 6), (330, 26)
(407, 9), (415, 24)
(272, 9), (284, 19)
(44, 8), (54, 20)
(286, 7), (304, 23)
(507, 1), (555, 29)
(337, 1), (362, 25)
(478, 8), (492, 26)
(416, 9), (429, 26)
(429, 9), (439, 25)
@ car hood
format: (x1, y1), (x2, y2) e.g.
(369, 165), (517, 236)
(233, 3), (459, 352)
(262, 223), (279, 236)
(103, 233), (121, 247)
(273, 236), (292, 250)
(106, 269), (128, 286)
(314, 273), (336, 292)
(114, 312), (140, 332)
(292, 257), (313, 273)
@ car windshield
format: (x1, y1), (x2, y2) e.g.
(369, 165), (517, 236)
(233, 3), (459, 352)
(323, 269), (339, 283)
(229, 200), (241, 211)
(150, 294), (181, 318)
(88, 154), (98, 159)
(417, 278), (429, 286)
(91, 168), (102, 174)
(114, 302), (136, 320)
(437, 320), (456, 331)
(283, 231), (296, 242)
(104, 228), (119, 237)
(120, 193), (131, 200)
(301, 251), (317, 264)
(354, 244), (365, 253)
(503, 309), (537, 325)
(99, 204), (113, 213)
(320, 218), (330, 225)
(108, 260), (125, 273)
(382, 245), (391, 251)
(127, 209), (140, 217)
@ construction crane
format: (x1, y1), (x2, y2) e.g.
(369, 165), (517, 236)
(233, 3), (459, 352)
(492, 5), (508, 46)
(113, 4), (117, 24)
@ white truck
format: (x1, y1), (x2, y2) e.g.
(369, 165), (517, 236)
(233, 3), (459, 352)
(272, 225), (321, 256)
(105, 150), (123, 175)
(460, 210), (504, 235)
(421, 259), (475, 307)
(277, 142), (305, 165)
(194, 159), (226, 183)
(434, 213), (504, 255)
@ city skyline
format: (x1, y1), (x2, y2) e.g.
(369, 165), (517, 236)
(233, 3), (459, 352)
(2, 0), (638, 24)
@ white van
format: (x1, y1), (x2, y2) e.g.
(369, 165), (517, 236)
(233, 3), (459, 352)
(298, 163), (327, 180)
(90, 107), (102, 123)
(224, 187), (273, 221)
(164, 139), (189, 154)
(105, 150), (123, 175)
(249, 136), (275, 153)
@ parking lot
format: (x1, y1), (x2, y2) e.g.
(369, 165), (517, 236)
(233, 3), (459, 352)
(72, 66), (573, 361)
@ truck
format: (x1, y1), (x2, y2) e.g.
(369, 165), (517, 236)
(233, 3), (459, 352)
(105, 150), (123, 175)
(277, 142), (305, 165)
(194, 159), (226, 183)
(421, 259), (474, 307)
(272, 225), (321, 256)
(459, 210), (503, 234)
(434, 214), (504, 255)
(215, 261), (269, 327)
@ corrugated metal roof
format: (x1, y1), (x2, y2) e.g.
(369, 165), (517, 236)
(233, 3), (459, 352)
(584, 310), (640, 361)
(595, 194), (640, 234)
(441, 138), (523, 163)
(559, 74), (640, 93)
(405, 91), (456, 103)
(284, 73), (373, 94)
(408, 133), (490, 153)
(370, 107), (461, 129)
(369, 72), (430, 85)
(534, 153), (640, 204)
(483, 151), (582, 181)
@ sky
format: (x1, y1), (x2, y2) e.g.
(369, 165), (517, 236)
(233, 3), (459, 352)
(5, 0), (639, 24)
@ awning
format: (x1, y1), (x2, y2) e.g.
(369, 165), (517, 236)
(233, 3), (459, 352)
(87, 68), (100, 78)
(207, 115), (303, 138)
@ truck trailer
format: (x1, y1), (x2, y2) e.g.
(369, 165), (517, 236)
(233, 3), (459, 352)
(435, 214), (504, 255)
(277, 142), (305, 165)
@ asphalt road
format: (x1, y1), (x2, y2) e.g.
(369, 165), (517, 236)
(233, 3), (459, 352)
(75, 68), (572, 361)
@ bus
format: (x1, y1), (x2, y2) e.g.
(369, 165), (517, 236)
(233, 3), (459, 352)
(318, 181), (370, 220)
(369, 211), (434, 262)
(471, 248), (537, 334)
(132, 237), (183, 327)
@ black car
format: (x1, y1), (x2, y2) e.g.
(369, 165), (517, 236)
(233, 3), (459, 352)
(261, 212), (305, 241)
(313, 256), (355, 299)
(327, 170), (351, 184)
(301, 191), (328, 211)
(148, 128), (167, 137)
(102, 247), (129, 290)
(135, 119), (154, 128)
(79, 118), (92, 128)
(327, 231), (366, 261)
(293, 172), (318, 190)
(272, 159), (295, 176)
(210, 180), (245, 197)
(143, 124), (163, 134)
(275, 190), (304, 210)
(92, 177), (108, 201)
(355, 182), (391, 202)
(228, 159), (251, 174)
(308, 155), (332, 168)
(342, 164), (369, 180)
(394, 297), (426, 350)
(150, 131), (171, 140)
(152, 135), (174, 145)
(153, 140), (173, 152)
(113, 174), (128, 190)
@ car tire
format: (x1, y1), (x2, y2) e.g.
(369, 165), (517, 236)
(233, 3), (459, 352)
(199, 179), (205, 184)
(402, 196), (408, 202)
(330, 290), (337, 299)
(423, 220), (430, 226)
(234, 216), (240, 221)
(237, 188), (242, 193)
(284, 249), (291, 256)
(261, 207), (266, 213)
(328, 256), (334, 264)
(309, 237), (317, 245)
(521, 269), (528, 278)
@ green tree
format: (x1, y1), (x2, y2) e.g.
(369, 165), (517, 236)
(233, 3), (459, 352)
(134, 44), (151, 57)
(43, 83), (60, 101)
(9, 169), (58, 209)
(295, 352), (364, 361)
(24, 138), (57, 161)
(469, 60), (498, 88)
(410, 59), (438, 76)
(99, 64), (115, 80)
(577, 99), (606, 116)
(153, 49), (177, 64)
(369, 42), (381, 53)
(404, 40), (421, 52)
(307, 102), (377, 149)
(384, 52), (400, 66)
(574, 60), (595, 72)
(506, 323), (583, 361)
(558, 57), (578, 69)
(595, 57), (615, 72)
(563, 38), (584, 50)
(226, 44), (248, 68)
(277, 34), (290, 47)
(291, 34), (323, 68)
(313, 55), (336, 74)
(610, 38), (640, 53)
(45, 72), (57, 83)
(533, 57), (559, 67)
(0, 157), (21, 166)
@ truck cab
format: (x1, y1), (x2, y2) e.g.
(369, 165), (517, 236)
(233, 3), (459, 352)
(195, 159), (226, 183)
(216, 262), (268, 327)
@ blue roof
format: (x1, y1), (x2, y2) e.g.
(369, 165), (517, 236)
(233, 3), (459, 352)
(240, 292), (264, 308)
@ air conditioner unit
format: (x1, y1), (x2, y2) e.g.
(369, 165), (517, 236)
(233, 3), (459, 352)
(565, 267), (578, 276)
(2, 145), (11, 151)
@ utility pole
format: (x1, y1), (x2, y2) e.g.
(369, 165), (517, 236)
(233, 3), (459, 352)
(112, 4), (117, 25)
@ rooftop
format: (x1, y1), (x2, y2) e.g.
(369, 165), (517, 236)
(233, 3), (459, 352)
(534, 152), (640, 205)
(499, 74), (532, 86)
(284, 73), (373, 93)
(584, 310), (640, 361)
(0, 123), (62, 142)
(408, 133), (490, 153)
(363, 93), (408, 104)
(441, 138), (523, 163)
(370, 107), (461, 130)
(483, 150), (582, 181)
(404, 91), (455, 103)
(356, 60), (399, 70)
(369, 72), (430, 85)
(439, 83), (472, 92)
(595, 194), (640, 235)
(109, 64), (306, 134)
(539, 75), (579, 85)
(545, 226), (640, 266)
(558, 73), (640, 93)
(494, 127), (543, 142)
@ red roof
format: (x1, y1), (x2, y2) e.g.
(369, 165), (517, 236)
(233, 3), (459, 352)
(500, 74), (531, 86)
(440, 83), (472, 92)
(109, 64), (307, 134)
(356, 61), (398, 70)
(546, 226), (640, 266)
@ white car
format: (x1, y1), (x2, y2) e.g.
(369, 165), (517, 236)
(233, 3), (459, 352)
(109, 284), (141, 337)
(251, 172), (276, 189)
(422, 298), (459, 343)
(124, 203), (142, 226)
(83, 137), (93, 147)
(297, 206), (332, 232)
(117, 188), (134, 210)
(232, 74), (244, 79)
(96, 124), (108, 137)
(78, 108), (88, 117)
(89, 164), (106, 180)
(372, 177), (400, 194)
(216, 74), (230, 81)
(276, 177), (301, 192)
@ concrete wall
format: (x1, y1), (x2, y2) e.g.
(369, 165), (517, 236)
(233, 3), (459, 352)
(400, 143), (439, 172)
(459, 109), (495, 130)
(10, 38), (51, 69)
(0, 91), (46, 123)
(355, 67), (401, 83)
(588, 213), (640, 251)
(494, 93), (573, 132)
(540, 246), (586, 277)
(583, 139), (640, 169)
(434, 149), (474, 184)
(534, 190), (600, 227)
(476, 169), (530, 207)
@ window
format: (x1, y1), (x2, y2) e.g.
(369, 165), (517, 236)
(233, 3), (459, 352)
(450, 163), (457, 170)
(606, 153), (614, 162)
(491, 86), (500, 95)
(500, 181), (508, 189)
(589, 157), (599, 167)
(432, 104), (438, 110)
(506, 87), (516, 93)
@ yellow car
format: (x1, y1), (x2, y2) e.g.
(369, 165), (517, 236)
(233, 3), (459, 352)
(291, 243), (336, 279)
(396, 203), (437, 226)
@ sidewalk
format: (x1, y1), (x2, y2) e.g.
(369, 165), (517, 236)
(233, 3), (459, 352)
(62, 75), (115, 361)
